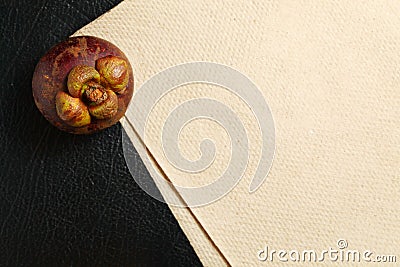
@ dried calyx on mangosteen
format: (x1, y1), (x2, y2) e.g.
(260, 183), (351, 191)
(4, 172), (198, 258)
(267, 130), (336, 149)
(56, 56), (125, 126)
(32, 36), (134, 134)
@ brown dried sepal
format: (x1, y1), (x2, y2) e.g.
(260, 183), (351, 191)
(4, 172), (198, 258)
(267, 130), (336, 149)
(96, 55), (129, 94)
(55, 91), (91, 127)
(88, 89), (118, 120)
(67, 65), (100, 98)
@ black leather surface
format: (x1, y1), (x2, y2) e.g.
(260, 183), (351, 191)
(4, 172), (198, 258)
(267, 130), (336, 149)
(0, 1), (202, 266)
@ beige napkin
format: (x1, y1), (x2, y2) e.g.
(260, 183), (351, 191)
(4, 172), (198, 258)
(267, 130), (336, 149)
(75, 0), (399, 266)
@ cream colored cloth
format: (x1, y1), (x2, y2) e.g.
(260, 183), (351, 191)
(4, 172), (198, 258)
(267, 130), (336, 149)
(75, 1), (399, 266)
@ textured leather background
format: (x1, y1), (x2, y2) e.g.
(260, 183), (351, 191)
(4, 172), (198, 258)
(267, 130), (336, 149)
(0, 1), (201, 266)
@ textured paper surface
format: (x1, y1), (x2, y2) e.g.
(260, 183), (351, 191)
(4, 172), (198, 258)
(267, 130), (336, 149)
(76, 0), (399, 266)
(119, 117), (228, 266)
